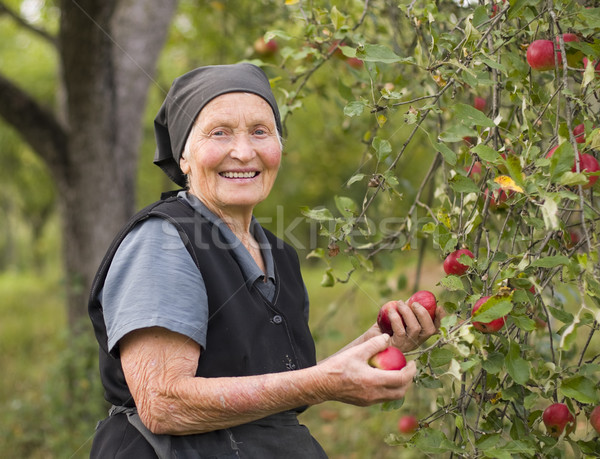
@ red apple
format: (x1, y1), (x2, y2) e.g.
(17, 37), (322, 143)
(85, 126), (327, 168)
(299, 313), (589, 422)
(546, 147), (598, 189)
(253, 37), (278, 56)
(443, 248), (475, 276)
(543, 403), (576, 438)
(590, 406), (600, 435)
(368, 346), (407, 370)
(527, 40), (556, 71)
(485, 187), (511, 209)
(377, 302), (398, 335)
(573, 123), (585, 144)
(398, 415), (419, 434)
(473, 96), (487, 112)
(576, 153), (599, 189)
(471, 296), (506, 333)
(407, 290), (437, 320)
(556, 33), (582, 68)
(466, 161), (483, 179)
(490, 0), (506, 18)
(346, 57), (364, 69)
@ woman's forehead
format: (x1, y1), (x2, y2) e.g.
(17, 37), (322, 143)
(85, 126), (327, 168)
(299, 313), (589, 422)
(197, 92), (275, 125)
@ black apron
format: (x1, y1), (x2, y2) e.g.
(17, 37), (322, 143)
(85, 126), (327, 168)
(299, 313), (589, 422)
(88, 196), (327, 458)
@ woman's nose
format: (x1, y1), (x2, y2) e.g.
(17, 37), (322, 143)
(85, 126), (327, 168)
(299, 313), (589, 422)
(229, 134), (256, 161)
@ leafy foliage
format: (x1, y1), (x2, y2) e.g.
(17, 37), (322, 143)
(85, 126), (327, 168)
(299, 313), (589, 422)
(263, 0), (600, 456)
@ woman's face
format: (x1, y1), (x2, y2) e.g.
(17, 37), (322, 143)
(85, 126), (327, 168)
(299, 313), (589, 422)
(180, 92), (281, 217)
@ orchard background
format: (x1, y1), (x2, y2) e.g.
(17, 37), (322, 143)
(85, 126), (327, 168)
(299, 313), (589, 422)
(0, 0), (599, 457)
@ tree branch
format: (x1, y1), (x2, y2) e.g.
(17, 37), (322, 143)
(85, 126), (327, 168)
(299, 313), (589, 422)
(0, 1), (57, 46)
(0, 72), (68, 178)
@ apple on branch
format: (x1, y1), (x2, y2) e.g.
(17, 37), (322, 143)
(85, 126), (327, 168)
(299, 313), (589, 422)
(443, 248), (475, 276)
(542, 403), (576, 438)
(590, 406), (600, 435)
(471, 296), (506, 333)
(398, 414), (419, 434)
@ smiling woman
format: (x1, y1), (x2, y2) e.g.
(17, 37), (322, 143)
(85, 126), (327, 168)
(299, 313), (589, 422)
(87, 63), (439, 458)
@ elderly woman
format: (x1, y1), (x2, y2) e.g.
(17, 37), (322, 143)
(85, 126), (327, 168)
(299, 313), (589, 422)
(88, 63), (439, 458)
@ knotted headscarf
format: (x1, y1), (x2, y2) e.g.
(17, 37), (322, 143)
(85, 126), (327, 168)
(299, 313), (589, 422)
(153, 63), (282, 187)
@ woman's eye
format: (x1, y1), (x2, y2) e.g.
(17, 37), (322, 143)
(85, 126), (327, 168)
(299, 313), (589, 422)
(211, 130), (226, 137)
(254, 128), (267, 136)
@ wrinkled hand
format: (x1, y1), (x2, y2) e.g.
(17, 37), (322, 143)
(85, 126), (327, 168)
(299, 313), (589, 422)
(375, 300), (442, 352)
(318, 334), (417, 407)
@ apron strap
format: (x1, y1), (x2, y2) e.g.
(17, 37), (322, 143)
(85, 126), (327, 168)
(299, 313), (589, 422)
(109, 405), (172, 459)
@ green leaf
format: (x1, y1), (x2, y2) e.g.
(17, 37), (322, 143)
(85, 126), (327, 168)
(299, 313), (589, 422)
(321, 268), (335, 287)
(346, 173), (365, 186)
(504, 155), (525, 189)
(429, 348), (455, 368)
(449, 175), (480, 194)
(344, 100), (366, 117)
(510, 315), (537, 332)
(330, 6), (345, 30)
(530, 256), (570, 269)
(472, 296), (513, 323)
(355, 44), (413, 64)
(300, 206), (334, 221)
(506, 342), (530, 385)
(334, 196), (357, 217)
(372, 137), (392, 161)
(434, 142), (457, 165)
(559, 375), (599, 404)
(548, 142), (574, 180)
(439, 275), (465, 291)
(471, 144), (499, 162)
(381, 398), (404, 411)
(548, 306), (574, 323)
(453, 103), (496, 128)
(411, 428), (462, 454)
(482, 352), (504, 374)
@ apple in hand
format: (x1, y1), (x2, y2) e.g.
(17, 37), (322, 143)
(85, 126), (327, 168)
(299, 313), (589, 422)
(590, 406), (600, 435)
(398, 414), (419, 434)
(443, 248), (475, 276)
(407, 290), (437, 321)
(542, 403), (576, 437)
(377, 302), (399, 335)
(368, 347), (407, 371)
(472, 296), (506, 333)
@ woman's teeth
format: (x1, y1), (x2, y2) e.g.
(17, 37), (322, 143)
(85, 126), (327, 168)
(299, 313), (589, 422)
(220, 171), (258, 179)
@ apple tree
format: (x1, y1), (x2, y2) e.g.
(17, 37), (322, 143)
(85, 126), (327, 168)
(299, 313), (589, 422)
(263, 0), (600, 456)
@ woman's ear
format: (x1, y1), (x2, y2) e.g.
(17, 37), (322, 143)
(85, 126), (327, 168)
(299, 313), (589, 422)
(180, 155), (191, 175)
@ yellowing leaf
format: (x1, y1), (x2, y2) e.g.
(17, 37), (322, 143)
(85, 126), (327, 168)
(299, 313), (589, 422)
(494, 175), (523, 193)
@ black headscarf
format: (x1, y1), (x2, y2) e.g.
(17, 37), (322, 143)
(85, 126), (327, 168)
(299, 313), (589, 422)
(153, 63), (283, 187)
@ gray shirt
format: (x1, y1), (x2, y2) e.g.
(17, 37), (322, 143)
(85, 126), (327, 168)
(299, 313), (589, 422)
(100, 191), (300, 354)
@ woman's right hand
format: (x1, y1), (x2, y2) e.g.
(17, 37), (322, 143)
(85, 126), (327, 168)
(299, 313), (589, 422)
(316, 333), (416, 407)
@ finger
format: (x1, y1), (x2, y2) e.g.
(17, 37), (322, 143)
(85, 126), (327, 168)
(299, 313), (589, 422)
(410, 301), (437, 335)
(361, 333), (391, 359)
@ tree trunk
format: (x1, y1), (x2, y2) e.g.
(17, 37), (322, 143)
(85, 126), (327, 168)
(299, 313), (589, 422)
(58, 0), (178, 329)
(0, 0), (178, 331)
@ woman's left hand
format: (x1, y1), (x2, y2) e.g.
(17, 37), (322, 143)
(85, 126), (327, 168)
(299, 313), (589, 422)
(367, 300), (442, 352)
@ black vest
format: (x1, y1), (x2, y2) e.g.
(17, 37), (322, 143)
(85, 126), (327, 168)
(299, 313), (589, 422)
(88, 196), (317, 407)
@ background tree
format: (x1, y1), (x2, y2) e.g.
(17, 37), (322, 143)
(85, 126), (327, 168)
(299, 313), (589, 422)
(0, 0), (177, 329)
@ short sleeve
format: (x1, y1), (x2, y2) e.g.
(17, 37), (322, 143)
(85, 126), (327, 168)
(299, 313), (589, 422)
(101, 217), (208, 355)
